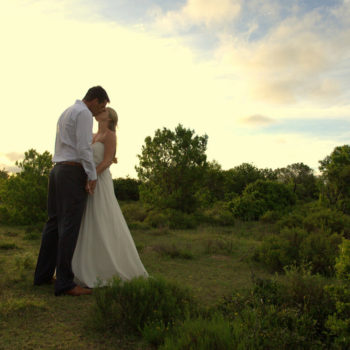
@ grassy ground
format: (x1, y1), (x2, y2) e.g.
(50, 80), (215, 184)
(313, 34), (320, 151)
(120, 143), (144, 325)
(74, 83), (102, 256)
(0, 218), (275, 349)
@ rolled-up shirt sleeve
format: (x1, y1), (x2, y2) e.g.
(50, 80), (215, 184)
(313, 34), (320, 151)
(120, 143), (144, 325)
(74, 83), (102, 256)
(76, 111), (97, 181)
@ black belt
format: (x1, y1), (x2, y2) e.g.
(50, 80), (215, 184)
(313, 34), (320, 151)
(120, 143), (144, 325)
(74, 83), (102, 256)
(56, 161), (82, 167)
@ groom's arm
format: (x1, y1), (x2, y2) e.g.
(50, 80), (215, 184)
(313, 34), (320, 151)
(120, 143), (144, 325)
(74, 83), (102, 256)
(76, 111), (97, 182)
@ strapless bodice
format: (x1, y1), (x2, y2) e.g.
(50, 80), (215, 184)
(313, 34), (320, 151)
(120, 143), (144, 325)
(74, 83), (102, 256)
(92, 142), (104, 165)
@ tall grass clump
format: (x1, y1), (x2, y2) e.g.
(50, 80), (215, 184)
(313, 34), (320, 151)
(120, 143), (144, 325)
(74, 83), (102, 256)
(91, 276), (198, 346)
(160, 315), (233, 350)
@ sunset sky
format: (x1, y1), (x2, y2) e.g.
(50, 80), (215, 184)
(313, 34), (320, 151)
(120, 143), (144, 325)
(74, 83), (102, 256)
(1, 0), (349, 178)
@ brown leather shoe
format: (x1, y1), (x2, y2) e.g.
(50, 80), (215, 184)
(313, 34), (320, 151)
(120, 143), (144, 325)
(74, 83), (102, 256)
(64, 285), (92, 296)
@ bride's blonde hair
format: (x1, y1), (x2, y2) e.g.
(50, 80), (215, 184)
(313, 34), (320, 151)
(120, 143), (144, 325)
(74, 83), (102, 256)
(107, 107), (118, 132)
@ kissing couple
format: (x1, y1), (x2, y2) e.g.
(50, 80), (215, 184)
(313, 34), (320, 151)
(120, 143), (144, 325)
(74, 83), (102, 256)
(34, 86), (148, 296)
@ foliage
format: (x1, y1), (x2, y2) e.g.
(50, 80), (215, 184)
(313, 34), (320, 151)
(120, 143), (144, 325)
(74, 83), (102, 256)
(253, 227), (342, 275)
(275, 162), (319, 201)
(198, 201), (235, 226)
(319, 145), (350, 214)
(119, 201), (148, 224)
(335, 239), (350, 281)
(230, 180), (296, 221)
(92, 276), (198, 345)
(160, 315), (234, 350)
(196, 160), (227, 205)
(325, 239), (350, 348)
(0, 168), (9, 180)
(113, 177), (140, 201)
(223, 163), (267, 197)
(276, 203), (350, 238)
(0, 149), (52, 224)
(217, 273), (327, 349)
(136, 124), (208, 213)
(145, 208), (198, 229)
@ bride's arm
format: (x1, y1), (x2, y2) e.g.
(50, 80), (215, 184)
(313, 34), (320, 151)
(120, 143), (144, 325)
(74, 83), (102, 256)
(96, 132), (116, 175)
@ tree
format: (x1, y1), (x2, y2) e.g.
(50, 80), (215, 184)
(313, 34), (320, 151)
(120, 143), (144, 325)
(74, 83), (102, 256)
(197, 160), (227, 205)
(223, 163), (266, 197)
(135, 124), (208, 213)
(0, 149), (53, 224)
(113, 177), (140, 201)
(0, 168), (8, 180)
(275, 163), (319, 201)
(319, 145), (350, 213)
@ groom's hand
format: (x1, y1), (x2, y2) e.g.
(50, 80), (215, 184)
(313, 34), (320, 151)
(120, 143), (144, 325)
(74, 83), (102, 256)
(86, 180), (97, 194)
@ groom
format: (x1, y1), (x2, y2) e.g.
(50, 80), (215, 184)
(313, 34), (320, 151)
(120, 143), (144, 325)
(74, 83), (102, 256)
(34, 86), (110, 296)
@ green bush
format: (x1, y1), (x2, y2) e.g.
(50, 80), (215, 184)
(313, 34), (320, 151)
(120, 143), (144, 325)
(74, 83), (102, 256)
(254, 228), (341, 275)
(160, 315), (234, 350)
(260, 210), (283, 223)
(335, 239), (350, 281)
(144, 209), (198, 229)
(299, 232), (342, 276)
(92, 276), (198, 344)
(302, 207), (350, 237)
(0, 149), (52, 225)
(199, 201), (235, 226)
(144, 210), (170, 228)
(113, 177), (140, 201)
(276, 203), (350, 238)
(324, 239), (350, 347)
(230, 180), (296, 221)
(119, 201), (148, 223)
(253, 228), (307, 272)
(217, 272), (332, 349)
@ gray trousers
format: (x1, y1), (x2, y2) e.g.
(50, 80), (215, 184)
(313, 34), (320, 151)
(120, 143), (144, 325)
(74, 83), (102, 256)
(34, 164), (87, 295)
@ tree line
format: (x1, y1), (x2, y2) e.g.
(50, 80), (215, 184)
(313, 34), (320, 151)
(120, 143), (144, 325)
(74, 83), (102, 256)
(0, 124), (349, 225)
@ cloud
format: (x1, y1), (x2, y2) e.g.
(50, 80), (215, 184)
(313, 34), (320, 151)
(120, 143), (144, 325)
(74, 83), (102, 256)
(153, 0), (241, 32)
(5, 152), (23, 162)
(215, 3), (350, 104)
(240, 114), (275, 126)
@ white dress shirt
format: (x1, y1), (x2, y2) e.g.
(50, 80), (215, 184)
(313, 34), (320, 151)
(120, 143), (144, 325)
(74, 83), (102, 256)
(52, 100), (97, 181)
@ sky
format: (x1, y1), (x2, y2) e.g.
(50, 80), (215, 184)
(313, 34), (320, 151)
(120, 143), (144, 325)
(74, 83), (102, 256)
(0, 0), (349, 178)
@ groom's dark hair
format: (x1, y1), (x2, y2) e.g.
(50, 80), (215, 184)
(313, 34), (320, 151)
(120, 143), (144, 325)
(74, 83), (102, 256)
(83, 86), (110, 103)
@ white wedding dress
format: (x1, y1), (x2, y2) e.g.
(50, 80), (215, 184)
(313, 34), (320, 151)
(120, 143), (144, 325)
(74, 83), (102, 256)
(72, 142), (148, 287)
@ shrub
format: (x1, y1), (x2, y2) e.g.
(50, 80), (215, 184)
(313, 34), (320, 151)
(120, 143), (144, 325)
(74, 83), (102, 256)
(302, 207), (350, 237)
(113, 177), (140, 201)
(254, 227), (341, 275)
(324, 239), (350, 347)
(260, 210), (282, 223)
(144, 209), (198, 229)
(218, 272), (332, 349)
(276, 203), (350, 238)
(92, 276), (198, 344)
(335, 239), (350, 281)
(230, 180), (296, 221)
(0, 149), (52, 225)
(160, 315), (234, 350)
(199, 201), (235, 226)
(230, 304), (319, 349)
(299, 232), (342, 276)
(119, 201), (148, 223)
(144, 210), (170, 228)
(253, 228), (307, 272)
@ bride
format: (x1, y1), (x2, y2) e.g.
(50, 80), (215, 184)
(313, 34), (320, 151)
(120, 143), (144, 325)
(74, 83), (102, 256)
(72, 107), (148, 287)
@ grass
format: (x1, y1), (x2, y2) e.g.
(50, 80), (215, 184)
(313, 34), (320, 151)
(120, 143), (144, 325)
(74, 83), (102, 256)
(0, 216), (274, 349)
